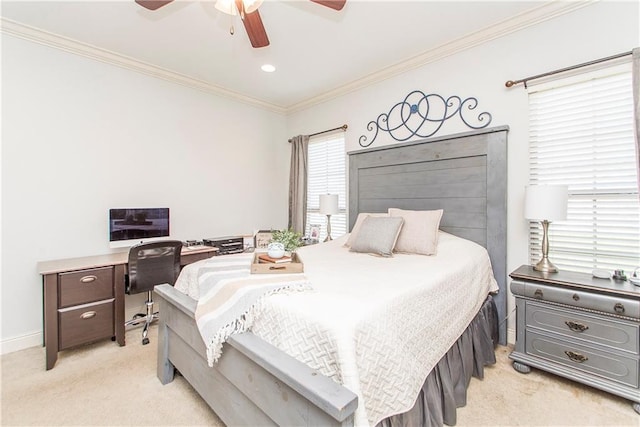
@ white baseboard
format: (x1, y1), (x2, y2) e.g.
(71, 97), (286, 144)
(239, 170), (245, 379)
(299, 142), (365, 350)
(1, 331), (42, 355)
(507, 327), (516, 346)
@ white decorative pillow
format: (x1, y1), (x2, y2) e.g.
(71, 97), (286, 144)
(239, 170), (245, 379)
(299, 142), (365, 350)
(344, 212), (389, 248)
(388, 208), (444, 255)
(349, 216), (404, 257)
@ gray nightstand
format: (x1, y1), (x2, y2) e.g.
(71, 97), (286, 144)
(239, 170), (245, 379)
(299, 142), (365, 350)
(509, 265), (640, 414)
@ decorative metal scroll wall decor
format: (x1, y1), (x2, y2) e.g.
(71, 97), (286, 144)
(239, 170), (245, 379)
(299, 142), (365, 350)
(358, 90), (492, 147)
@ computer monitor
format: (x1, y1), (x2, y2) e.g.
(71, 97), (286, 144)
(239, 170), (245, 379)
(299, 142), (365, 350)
(109, 208), (170, 248)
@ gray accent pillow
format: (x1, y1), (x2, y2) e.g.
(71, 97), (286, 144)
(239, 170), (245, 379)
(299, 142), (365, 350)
(349, 216), (404, 257)
(344, 212), (389, 248)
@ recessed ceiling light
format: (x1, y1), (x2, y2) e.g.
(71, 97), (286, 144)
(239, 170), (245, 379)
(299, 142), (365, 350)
(261, 64), (276, 73)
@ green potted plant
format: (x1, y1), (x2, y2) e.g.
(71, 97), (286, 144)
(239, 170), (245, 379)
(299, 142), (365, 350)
(270, 228), (303, 253)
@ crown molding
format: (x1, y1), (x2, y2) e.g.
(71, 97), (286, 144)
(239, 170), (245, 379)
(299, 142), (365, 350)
(2, 1), (595, 115)
(286, 0), (597, 113)
(0, 18), (288, 115)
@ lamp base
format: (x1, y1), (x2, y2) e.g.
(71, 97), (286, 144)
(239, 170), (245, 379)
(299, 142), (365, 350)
(324, 214), (333, 242)
(533, 257), (559, 273)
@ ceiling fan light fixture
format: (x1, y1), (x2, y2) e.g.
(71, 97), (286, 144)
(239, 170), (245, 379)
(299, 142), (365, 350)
(215, 0), (263, 16)
(215, 0), (237, 16)
(243, 0), (263, 14)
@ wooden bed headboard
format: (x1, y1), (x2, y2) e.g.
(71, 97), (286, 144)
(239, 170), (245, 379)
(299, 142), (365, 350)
(347, 126), (508, 345)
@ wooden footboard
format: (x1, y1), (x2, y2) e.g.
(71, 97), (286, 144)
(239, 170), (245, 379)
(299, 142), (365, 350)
(154, 284), (358, 426)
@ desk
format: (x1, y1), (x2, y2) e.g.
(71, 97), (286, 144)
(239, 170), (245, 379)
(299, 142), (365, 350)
(37, 246), (217, 370)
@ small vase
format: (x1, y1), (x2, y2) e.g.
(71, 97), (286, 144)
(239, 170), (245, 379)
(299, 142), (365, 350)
(267, 242), (285, 259)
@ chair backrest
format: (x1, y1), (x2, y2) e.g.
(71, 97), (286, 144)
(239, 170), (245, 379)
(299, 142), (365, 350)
(127, 240), (183, 294)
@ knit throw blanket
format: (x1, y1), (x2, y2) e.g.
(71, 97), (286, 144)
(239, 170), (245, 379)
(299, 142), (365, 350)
(193, 252), (312, 366)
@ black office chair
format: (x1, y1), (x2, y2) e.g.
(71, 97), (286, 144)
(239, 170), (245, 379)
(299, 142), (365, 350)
(125, 240), (183, 345)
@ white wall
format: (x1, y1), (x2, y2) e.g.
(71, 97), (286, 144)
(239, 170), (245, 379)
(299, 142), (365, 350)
(285, 1), (639, 343)
(1, 35), (290, 352)
(2, 1), (638, 352)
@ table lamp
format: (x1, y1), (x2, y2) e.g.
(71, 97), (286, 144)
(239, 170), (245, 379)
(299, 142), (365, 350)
(525, 185), (568, 273)
(319, 194), (339, 242)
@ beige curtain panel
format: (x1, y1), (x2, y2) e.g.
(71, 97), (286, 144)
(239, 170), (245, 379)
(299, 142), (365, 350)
(288, 135), (309, 234)
(633, 47), (639, 192)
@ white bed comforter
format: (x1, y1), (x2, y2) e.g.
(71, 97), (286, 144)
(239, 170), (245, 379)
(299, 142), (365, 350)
(176, 232), (498, 426)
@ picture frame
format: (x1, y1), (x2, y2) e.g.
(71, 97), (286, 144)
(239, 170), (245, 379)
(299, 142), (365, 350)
(309, 224), (321, 241)
(254, 230), (274, 249)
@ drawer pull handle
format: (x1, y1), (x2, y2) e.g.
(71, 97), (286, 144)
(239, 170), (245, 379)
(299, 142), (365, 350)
(614, 303), (625, 314)
(564, 351), (588, 363)
(572, 293), (580, 301)
(534, 289), (543, 299)
(80, 311), (97, 320)
(80, 275), (98, 283)
(565, 321), (589, 332)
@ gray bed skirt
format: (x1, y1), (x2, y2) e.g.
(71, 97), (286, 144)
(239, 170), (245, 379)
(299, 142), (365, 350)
(378, 295), (499, 427)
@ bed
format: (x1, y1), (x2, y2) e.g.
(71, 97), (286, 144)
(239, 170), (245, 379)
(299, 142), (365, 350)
(154, 126), (508, 426)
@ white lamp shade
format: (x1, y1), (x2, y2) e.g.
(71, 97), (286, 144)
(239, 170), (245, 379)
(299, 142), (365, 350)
(524, 185), (568, 221)
(319, 194), (339, 215)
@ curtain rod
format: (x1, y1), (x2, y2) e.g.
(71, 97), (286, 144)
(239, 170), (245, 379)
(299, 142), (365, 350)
(505, 50), (633, 89)
(288, 124), (348, 143)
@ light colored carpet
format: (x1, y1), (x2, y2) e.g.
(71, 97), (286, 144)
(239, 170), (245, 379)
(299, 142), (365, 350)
(1, 326), (638, 426)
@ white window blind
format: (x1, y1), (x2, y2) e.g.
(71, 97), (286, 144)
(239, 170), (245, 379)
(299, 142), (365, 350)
(528, 64), (640, 274)
(305, 133), (346, 241)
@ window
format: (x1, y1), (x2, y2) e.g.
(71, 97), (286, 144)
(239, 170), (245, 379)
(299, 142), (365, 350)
(305, 133), (346, 241)
(528, 63), (640, 274)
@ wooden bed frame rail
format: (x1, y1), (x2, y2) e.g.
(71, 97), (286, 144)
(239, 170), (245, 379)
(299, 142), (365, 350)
(155, 284), (359, 426)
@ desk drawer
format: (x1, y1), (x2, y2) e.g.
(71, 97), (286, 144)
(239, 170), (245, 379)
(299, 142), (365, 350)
(58, 299), (114, 349)
(526, 301), (639, 354)
(59, 267), (113, 308)
(526, 330), (639, 388)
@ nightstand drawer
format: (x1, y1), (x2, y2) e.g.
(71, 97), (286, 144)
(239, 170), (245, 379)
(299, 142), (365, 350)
(526, 301), (639, 354)
(513, 280), (640, 318)
(59, 267), (114, 308)
(58, 299), (115, 350)
(526, 330), (639, 388)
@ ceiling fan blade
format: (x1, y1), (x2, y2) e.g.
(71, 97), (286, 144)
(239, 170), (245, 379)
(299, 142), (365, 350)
(235, 0), (270, 48)
(310, 0), (346, 11)
(135, 0), (173, 11)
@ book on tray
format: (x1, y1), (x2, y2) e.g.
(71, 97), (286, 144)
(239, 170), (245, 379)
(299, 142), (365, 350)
(258, 254), (292, 264)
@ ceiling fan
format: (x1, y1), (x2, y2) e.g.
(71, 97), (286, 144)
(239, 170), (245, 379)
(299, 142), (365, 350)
(135, 0), (347, 48)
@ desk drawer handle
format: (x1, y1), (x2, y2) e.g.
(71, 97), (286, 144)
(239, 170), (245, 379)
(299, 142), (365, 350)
(614, 303), (625, 314)
(80, 311), (97, 320)
(80, 275), (98, 283)
(565, 321), (589, 332)
(534, 289), (543, 299)
(564, 351), (588, 363)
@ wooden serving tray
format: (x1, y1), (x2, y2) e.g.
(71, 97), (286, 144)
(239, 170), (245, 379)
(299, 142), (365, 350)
(251, 252), (304, 274)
